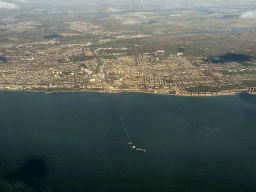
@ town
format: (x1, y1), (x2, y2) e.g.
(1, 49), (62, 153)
(1, 18), (256, 96)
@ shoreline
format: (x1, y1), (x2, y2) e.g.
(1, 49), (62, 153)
(0, 88), (255, 97)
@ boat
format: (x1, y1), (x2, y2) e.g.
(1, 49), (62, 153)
(128, 141), (133, 145)
(130, 145), (146, 152)
(134, 148), (146, 152)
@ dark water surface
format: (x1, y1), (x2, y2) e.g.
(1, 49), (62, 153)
(0, 91), (255, 191)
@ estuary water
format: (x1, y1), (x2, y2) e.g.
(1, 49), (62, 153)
(156, 26), (256, 36)
(0, 91), (255, 191)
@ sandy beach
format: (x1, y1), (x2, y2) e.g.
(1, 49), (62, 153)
(0, 88), (255, 97)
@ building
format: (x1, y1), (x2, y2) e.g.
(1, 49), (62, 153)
(155, 50), (165, 57)
(86, 51), (94, 56)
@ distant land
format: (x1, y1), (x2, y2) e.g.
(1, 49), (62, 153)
(1, 7), (256, 96)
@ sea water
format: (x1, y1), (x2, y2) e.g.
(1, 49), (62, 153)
(0, 91), (255, 191)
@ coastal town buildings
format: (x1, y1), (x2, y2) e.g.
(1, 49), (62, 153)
(1, 41), (256, 95)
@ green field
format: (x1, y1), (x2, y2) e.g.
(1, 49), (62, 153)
(102, 55), (117, 59)
(164, 41), (226, 57)
(245, 70), (256, 74)
(220, 70), (256, 75)
(220, 84), (240, 90)
(102, 41), (136, 48)
(242, 80), (256, 87)
(57, 58), (68, 63)
(219, 70), (242, 75)
(186, 85), (220, 92)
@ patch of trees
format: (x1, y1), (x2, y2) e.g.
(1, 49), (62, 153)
(44, 34), (62, 39)
(56, 58), (67, 63)
(80, 63), (88, 68)
(70, 53), (94, 62)
(0, 56), (7, 63)
(165, 79), (174, 83)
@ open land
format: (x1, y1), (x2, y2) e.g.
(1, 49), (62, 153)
(1, 7), (256, 96)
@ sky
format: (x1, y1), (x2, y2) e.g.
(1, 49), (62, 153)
(0, 0), (256, 11)
(0, 0), (256, 20)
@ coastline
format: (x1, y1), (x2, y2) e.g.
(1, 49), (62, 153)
(0, 88), (255, 97)
(118, 90), (240, 97)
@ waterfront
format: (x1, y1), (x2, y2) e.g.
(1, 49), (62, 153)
(0, 91), (255, 191)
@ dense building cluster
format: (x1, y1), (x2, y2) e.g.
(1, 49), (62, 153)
(1, 18), (256, 95)
(1, 40), (256, 95)
(0, 21), (41, 33)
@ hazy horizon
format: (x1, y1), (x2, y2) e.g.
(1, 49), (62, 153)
(1, 0), (256, 9)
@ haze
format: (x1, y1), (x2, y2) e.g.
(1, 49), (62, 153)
(1, 0), (256, 8)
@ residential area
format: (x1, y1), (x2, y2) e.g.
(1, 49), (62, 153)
(1, 41), (256, 96)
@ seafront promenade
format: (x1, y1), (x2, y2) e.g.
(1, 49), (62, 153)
(1, 88), (255, 97)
